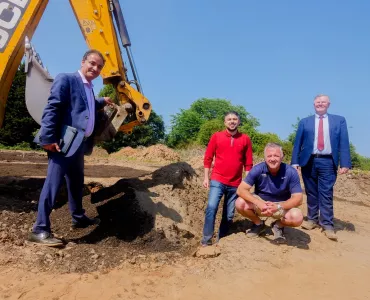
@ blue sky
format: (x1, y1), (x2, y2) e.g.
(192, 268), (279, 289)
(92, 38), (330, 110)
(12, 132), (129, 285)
(31, 0), (369, 156)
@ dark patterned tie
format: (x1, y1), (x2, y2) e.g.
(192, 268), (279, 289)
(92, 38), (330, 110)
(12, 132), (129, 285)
(317, 116), (324, 151)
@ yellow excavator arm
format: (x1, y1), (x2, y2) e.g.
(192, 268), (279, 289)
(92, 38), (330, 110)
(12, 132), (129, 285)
(0, 0), (151, 135)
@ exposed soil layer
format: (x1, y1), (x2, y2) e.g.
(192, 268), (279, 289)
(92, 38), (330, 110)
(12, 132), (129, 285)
(0, 149), (370, 299)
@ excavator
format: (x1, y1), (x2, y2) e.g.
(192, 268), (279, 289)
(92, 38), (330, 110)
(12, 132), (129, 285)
(0, 0), (151, 140)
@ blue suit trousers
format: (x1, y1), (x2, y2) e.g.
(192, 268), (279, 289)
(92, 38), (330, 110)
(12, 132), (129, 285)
(301, 157), (337, 230)
(33, 143), (87, 234)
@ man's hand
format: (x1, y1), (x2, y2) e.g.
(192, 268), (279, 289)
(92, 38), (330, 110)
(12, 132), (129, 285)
(257, 201), (272, 216)
(203, 178), (210, 189)
(338, 167), (349, 175)
(43, 143), (61, 152)
(265, 201), (278, 213)
(103, 97), (114, 106)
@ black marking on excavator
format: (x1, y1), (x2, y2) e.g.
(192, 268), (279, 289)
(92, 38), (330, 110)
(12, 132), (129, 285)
(0, 0), (31, 53)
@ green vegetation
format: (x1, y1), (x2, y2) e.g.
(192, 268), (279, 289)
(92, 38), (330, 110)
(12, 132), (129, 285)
(1, 68), (369, 170)
(97, 85), (166, 153)
(0, 64), (39, 149)
(166, 98), (291, 159)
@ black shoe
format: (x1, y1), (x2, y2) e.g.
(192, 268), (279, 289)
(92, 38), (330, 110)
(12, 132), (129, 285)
(71, 217), (100, 229)
(271, 221), (287, 244)
(28, 232), (64, 247)
(246, 221), (266, 238)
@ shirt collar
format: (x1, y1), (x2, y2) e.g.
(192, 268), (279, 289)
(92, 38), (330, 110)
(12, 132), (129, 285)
(78, 70), (94, 87)
(224, 129), (240, 137)
(315, 113), (327, 119)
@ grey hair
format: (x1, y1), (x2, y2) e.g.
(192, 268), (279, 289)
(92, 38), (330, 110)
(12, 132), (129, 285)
(314, 94), (330, 102)
(264, 142), (284, 157)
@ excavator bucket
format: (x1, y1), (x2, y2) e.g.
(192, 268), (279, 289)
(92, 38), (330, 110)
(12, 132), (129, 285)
(24, 39), (53, 125)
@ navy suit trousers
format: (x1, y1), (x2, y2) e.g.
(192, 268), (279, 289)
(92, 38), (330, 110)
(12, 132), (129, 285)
(301, 156), (337, 230)
(33, 143), (87, 234)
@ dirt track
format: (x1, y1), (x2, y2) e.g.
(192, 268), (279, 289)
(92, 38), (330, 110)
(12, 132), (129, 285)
(0, 149), (370, 299)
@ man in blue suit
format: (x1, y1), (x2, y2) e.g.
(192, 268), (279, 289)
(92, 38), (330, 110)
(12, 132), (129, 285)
(28, 50), (113, 246)
(291, 94), (351, 241)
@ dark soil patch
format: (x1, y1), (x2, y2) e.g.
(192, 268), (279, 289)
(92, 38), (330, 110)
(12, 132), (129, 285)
(0, 162), (148, 178)
(0, 159), (201, 274)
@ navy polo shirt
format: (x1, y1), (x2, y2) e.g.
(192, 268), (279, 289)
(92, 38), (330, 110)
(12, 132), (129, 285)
(244, 162), (302, 202)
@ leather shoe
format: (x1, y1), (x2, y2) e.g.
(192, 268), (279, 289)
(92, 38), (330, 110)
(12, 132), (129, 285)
(301, 220), (320, 230)
(28, 232), (64, 247)
(71, 217), (100, 229)
(324, 229), (338, 241)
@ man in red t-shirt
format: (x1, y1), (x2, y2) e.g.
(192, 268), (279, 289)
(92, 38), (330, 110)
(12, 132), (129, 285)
(201, 111), (253, 246)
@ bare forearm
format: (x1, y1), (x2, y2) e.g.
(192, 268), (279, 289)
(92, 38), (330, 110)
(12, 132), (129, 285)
(237, 185), (263, 206)
(281, 193), (302, 210)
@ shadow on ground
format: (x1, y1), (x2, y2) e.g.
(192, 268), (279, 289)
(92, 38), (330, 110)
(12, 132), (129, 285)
(230, 219), (311, 249)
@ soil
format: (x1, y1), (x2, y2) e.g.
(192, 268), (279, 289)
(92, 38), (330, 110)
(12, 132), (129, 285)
(0, 148), (370, 299)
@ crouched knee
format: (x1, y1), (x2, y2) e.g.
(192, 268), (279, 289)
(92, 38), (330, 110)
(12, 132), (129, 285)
(235, 197), (252, 213)
(286, 207), (304, 227)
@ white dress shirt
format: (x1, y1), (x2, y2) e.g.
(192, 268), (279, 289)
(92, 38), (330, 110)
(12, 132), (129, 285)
(313, 113), (332, 155)
(78, 70), (95, 137)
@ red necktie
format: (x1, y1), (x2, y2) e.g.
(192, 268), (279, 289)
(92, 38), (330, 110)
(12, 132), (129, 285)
(317, 116), (324, 151)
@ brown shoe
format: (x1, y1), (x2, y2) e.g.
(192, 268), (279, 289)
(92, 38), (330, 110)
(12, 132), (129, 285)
(301, 220), (320, 230)
(324, 229), (338, 241)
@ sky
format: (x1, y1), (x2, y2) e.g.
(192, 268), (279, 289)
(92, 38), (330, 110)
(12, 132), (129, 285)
(30, 0), (370, 156)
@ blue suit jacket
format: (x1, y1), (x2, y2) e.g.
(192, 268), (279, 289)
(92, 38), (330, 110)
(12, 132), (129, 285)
(291, 114), (351, 168)
(38, 72), (105, 157)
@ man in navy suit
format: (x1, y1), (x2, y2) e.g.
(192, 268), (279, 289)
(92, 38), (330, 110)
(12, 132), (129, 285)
(291, 94), (351, 241)
(28, 50), (113, 246)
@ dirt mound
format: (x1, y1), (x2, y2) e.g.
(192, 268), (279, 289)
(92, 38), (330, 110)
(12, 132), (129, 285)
(90, 147), (109, 157)
(110, 145), (180, 163)
(0, 159), (207, 273)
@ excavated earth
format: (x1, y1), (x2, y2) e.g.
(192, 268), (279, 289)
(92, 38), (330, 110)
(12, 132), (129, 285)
(0, 147), (370, 299)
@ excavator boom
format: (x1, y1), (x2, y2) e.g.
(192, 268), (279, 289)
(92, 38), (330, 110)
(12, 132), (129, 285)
(0, 0), (151, 135)
(0, 0), (48, 128)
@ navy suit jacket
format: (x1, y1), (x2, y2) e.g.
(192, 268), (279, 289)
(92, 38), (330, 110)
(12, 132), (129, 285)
(38, 72), (105, 157)
(291, 114), (351, 169)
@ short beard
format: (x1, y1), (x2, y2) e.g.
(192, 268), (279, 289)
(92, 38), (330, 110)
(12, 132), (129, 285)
(226, 127), (238, 134)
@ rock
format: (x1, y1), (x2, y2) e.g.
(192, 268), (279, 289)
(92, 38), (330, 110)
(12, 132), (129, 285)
(128, 258), (136, 264)
(0, 232), (9, 239)
(91, 254), (99, 260)
(194, 246), (221, 258)
(14, 239), (24, 246)
(140, 263), (149, 270)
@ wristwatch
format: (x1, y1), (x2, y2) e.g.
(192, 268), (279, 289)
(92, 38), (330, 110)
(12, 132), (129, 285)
(277, 204), (284, 214)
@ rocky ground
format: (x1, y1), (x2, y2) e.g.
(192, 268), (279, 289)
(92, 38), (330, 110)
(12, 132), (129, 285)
(0, 147), (369, 300)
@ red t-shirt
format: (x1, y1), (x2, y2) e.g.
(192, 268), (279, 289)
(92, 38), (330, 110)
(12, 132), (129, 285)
(204, 130), (253, 187)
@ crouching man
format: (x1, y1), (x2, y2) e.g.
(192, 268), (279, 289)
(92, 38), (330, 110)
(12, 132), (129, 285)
(235, 143), (304, 243)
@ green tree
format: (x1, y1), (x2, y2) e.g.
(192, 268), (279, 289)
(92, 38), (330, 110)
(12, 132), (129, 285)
(0, 63), (39, 147)
(287, 117), (301, 144)
(350, 143), (362, 169)
(197, 119), (224, 146)
(166, 98), (259, 147)
(98, 85), (165, 152)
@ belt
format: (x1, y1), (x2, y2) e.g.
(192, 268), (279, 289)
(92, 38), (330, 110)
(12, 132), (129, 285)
(311, 154), (332, 158)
